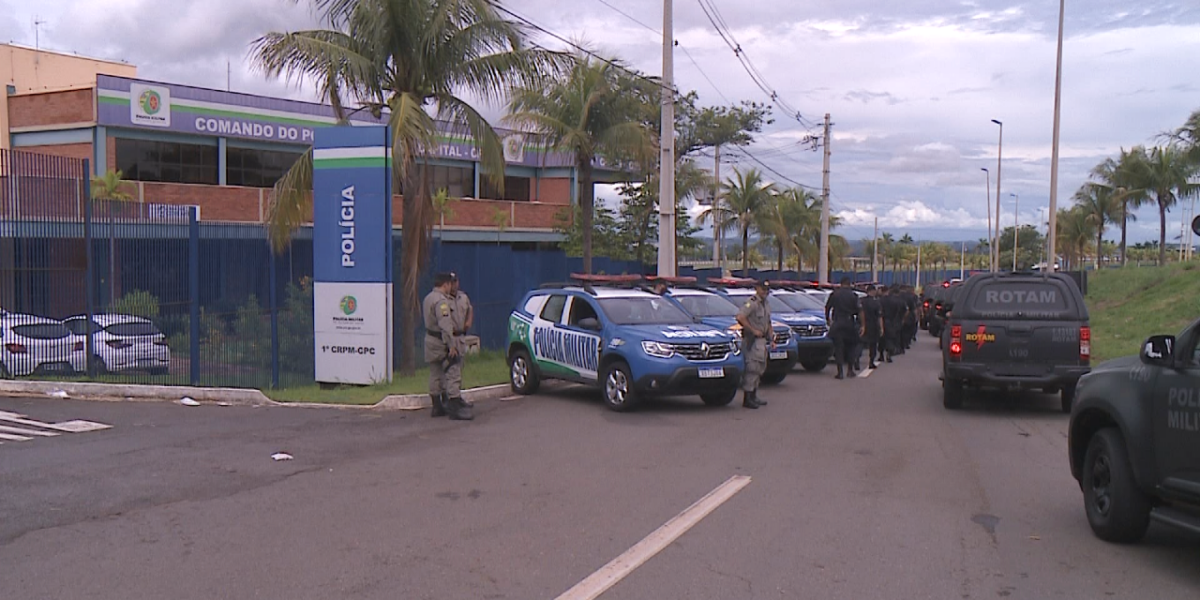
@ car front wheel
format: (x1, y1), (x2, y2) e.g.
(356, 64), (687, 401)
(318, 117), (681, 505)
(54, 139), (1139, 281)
(602, 362), (639, 412)
(509, 349), (540, 395)
(800, 359), (827, 373)
(760, 371), (787, 385)
(1082, 428), (1151, 543)
(700, 387), (738, 406)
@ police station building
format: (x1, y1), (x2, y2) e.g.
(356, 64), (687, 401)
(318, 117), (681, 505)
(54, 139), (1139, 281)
(7, 72), (625, 239)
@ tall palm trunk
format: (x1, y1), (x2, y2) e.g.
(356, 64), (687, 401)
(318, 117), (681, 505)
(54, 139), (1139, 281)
(741, 225), (750, 276)
(400, 157), (430, 376)
(1096, 226), (1104, 269)
(579, 159), (595, 274)
(777, 239), (784, 273)
(1158, 200), (1168, 266)
(1120, 210), (1128, 266)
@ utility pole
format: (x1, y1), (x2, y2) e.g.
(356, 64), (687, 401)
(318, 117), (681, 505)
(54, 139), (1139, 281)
(960, 241), (966, 279)
(818, 113), (831, 284)
(871, 216), (879, 282)
(1011, 193), (1020, 271)
(991, 120), (1004, 272)
(657, 0), (676, 276)
(1047, 0), (1066, 271)
(916, 238), (923, 289)
(712, 144), (721, 271)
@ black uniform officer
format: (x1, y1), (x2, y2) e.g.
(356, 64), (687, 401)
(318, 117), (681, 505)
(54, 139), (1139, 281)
(882, 286), (907, 361)
(825, 277), (863, 380)
(902, 286), (919, 350)
(861, 286), (885, 369)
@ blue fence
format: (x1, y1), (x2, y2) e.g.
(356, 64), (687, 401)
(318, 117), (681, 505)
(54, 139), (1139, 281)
(0, 147), (647, 389)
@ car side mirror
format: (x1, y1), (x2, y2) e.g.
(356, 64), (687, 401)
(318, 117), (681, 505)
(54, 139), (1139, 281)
(578, 317), (601, 331)
(1140, 335), (1176, 366)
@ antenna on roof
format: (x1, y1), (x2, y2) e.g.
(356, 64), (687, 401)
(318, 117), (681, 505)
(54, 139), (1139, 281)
(33, 17), (46, 60)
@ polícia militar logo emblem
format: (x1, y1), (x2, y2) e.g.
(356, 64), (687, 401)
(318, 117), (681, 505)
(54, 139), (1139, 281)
(140, 90), (162, 115)
(340, 296), (358, 315)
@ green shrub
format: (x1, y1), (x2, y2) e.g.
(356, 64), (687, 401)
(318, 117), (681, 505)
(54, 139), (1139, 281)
(110, 290), (160, 318)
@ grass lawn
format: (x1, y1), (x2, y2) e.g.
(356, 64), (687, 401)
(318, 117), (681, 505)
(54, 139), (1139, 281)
(267, 350), (510, 405)
(1087, 262), (1200, 363)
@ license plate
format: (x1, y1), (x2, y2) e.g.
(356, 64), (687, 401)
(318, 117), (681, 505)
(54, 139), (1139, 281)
(769, 351), (788, 360)
(698, 367), (725, 379)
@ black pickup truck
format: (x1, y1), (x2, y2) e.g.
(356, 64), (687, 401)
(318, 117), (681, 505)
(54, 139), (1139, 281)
(940, 273), (1091, 413)
(1069, 318), (1200, 543)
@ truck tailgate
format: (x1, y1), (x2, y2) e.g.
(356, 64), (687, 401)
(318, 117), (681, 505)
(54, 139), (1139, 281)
(958, 321), (1082, 375)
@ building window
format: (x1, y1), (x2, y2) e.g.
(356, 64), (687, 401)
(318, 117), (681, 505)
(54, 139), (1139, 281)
(399, 165), (474, 198)
(481, 176), (531, 202)
(115, 138), (218, 185)
(227, 147), (303, 188)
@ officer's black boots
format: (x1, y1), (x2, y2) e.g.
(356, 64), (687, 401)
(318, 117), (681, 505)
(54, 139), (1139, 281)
(757, 395), (768, 406)
(742, 390), (760, 409)
(835, 365), (845, 380)
(431, 393), (447, 418)
(447, 397), (474, 421)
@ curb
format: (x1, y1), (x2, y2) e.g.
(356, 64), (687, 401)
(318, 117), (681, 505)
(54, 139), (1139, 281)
(0, 379), (520, 411)
(0, 380), (278, 406)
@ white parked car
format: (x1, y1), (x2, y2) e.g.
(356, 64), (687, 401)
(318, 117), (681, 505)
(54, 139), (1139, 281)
(0, 313), (82, 377)
(63, 314), (171, 375)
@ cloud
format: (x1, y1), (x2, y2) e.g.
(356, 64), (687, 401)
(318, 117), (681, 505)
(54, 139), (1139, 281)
(844, 90), (904, 105)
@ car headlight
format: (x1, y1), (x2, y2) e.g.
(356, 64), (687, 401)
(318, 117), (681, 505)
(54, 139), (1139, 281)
(641, 340), (675, 358)
(731, 337), (742, 355)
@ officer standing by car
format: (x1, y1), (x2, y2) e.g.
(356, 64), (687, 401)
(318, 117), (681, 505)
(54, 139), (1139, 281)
(882, 286), (907, 361)
(902, 286), (920, 350)
(432, 272), (473, 418)
(825, 277), (863, 380)
(735, 280), (774, 409)
(861, 285), (884, 369)
(424, 273), (472, 421)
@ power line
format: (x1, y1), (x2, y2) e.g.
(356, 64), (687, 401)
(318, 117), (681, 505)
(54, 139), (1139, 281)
(590, 0), (732, 105)
(494, 2), (677, 96)
(695, 0), (820, 131)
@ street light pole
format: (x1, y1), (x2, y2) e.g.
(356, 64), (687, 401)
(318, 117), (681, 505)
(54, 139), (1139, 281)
(991, 119), (1004, 273)
(1047, 0), (1066, 271)
(1010, 193), (1020, 271)
(872, 215), (879, 282)
(657, 0), (676, 276)
(981, 167), (991, 271)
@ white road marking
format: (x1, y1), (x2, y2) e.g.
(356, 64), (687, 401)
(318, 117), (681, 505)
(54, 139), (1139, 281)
(0, 424), (59, 437)
(51, 420), (112, 433)
(556, 475), (752, 600)
(857, 368), (874, 379)
(0, 411), (112, 444)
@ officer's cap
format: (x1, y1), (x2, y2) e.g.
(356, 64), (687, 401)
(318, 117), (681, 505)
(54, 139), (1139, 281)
(754, 279), (769, 290)
(434, 272), (455, 286)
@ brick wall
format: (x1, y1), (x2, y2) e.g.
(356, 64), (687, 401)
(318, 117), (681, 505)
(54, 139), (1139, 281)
(8, 89), (95, 128)
(17, 142), (93, 162)
(536, 177), (572, 205)
(141, 182), (262, 222)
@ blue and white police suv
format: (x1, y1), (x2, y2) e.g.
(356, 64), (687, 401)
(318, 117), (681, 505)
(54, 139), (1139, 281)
(507, 275), (744, 412)
(649, 276), (799, 385)
(709, 279), (835, 373)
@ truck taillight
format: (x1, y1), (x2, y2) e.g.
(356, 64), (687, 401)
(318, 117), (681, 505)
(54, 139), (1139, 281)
(949, 325), (962, 359)
(73, 341), (84, 352)
(5, 343), (26, 354)
(1080, 326), (1091, 363)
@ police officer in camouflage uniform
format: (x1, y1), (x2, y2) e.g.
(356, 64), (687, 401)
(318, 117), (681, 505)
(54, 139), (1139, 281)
(736, 279), (774, 409)
(424, 273), (472, 421)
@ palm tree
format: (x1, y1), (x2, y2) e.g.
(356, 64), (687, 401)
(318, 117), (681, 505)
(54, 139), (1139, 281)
(253, 0), (562, 375)
(877, 232), (895, 275)
(507, 51), (653, 274)
(1074, 182), (1122, 267)
(1056, 206), (1096, 271)
(1091, 147), (1150, 265)
(1141, 145), (1200, 265)
(762, 187), (819, 273)
(717, 168), (776, 276)
(1172, 109), (1200, 165)
(90, 169), (133, 201)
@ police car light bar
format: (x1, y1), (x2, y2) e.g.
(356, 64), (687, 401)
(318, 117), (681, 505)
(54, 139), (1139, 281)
(706, 277), (757, 287)
(569, 273), (643, 284)
(645, 275), (698, 284)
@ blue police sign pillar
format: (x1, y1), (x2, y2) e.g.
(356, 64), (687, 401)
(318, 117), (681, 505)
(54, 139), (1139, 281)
(312, 127), (393, 384)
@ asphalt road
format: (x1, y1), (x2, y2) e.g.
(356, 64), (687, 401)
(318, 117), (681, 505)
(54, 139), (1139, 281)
(1, 336), (1197, 599)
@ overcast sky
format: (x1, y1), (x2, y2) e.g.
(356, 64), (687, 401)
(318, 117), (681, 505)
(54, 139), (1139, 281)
(3, 0), (1198, 243)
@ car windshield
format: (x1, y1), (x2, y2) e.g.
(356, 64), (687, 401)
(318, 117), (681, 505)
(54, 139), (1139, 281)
(598, 297), (693, 325)
(776, 293), (823, 312)
(106, 322), (162, 337)
(12, 323), (70, 340)
(673, 294), (740, 317)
